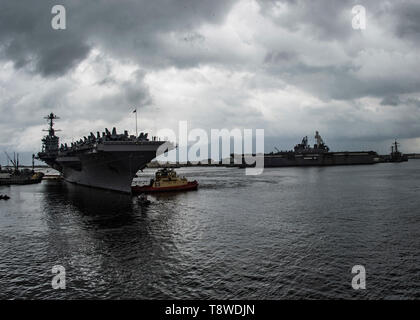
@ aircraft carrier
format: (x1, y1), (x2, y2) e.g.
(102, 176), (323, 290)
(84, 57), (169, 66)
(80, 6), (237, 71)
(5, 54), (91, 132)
(37, 113), (171, 193)
(264, 131), (379, 167)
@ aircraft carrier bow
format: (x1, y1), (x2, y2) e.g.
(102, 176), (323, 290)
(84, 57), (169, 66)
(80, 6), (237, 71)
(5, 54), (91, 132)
(37, 113), (172, 193)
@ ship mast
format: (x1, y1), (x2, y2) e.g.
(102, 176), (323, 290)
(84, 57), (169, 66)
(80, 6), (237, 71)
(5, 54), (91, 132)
(44, 112), (60, 136)
(40, 113), (60, 155)
(4, 151), (19, 172)
(394, 139), (399, 153)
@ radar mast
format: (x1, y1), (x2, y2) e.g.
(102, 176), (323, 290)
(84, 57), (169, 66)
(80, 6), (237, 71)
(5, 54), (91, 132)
(41, 113), (60, 154)
(43, 113), (60, 137)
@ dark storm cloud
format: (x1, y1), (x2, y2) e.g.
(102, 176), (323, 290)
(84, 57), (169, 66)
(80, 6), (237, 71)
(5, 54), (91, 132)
(0, 1), (90, 76)
(257, 0), (420, 101)
(257, 0), (357, 40)
(392, 1), (420, 40)
(257, 0), (417, 42)
(0, 0), (417, 99)
(264, 50), (296, 63)
(0, 0), (237, 153)
(381, 96), (420, 109)
(380, 95), (401, 106)
(1, 0), (420, 155)
(0, 0), (235, 77)
(262, 56), (420, 101)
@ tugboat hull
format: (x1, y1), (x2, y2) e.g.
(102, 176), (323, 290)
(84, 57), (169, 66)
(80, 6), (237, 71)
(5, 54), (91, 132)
(132, 181), (198, 194)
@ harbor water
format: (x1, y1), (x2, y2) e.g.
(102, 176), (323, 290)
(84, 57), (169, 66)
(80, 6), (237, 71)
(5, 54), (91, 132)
(0, 162), (419, 299)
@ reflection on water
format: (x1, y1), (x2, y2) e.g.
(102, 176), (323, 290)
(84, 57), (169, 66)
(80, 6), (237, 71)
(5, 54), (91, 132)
(0, 164), (419, 299)
(42, 182), (135, 226)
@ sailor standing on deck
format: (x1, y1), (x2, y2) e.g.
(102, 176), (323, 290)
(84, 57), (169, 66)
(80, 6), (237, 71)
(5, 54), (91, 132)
(315, 131), (324, 147)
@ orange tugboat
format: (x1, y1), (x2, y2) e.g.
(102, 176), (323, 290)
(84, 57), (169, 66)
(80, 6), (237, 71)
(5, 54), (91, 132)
(132, 168), (198, 194)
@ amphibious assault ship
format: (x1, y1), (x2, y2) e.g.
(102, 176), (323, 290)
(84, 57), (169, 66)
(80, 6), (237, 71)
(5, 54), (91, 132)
(37, 113), (171, 193)
(264, 131), (379, 167)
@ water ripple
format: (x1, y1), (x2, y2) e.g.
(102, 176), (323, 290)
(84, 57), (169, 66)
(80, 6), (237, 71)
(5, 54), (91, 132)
(0, 163), (419, 299)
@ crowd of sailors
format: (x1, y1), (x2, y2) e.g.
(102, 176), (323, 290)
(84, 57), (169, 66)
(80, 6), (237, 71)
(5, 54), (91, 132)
(57, 127), (160, 153)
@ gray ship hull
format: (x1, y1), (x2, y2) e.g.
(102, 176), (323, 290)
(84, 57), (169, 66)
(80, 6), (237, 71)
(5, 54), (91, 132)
(264, 151), (379, 167)
(53, 142), (167, 193)
(59, 151), (158, 193)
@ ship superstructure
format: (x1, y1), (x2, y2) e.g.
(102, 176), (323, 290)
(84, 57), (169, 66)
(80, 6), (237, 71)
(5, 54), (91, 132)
(388, 139), (408, 162)
(37, 113), (171, 193)
(264, 131), (379, 167)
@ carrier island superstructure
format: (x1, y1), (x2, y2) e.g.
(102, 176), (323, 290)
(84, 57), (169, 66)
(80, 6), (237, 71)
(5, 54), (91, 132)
(37, 113), (171, 193)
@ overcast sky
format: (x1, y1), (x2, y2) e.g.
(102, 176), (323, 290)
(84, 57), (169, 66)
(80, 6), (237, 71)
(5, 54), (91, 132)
(1, 0), (420, 163)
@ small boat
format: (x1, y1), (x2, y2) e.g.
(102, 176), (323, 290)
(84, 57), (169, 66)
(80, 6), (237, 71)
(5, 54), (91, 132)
(0, 153), (44, 185)
(137, 193), (151, 205)
(0, 171), (44, 185)
(0, 195), (10, 200)
(132, 168), (198, 194)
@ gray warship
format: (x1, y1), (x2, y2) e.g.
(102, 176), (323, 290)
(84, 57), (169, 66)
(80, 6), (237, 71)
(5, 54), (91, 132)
(37, 113), (171, 193)
(264, 131), (379, 167)
(383, 139), (408, 163)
